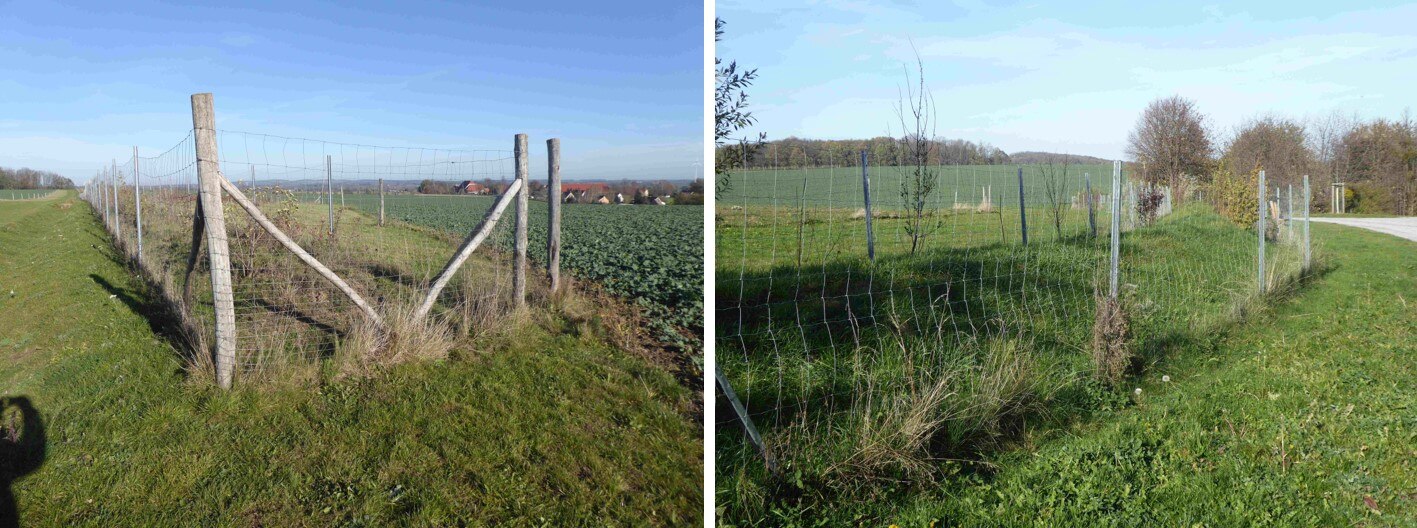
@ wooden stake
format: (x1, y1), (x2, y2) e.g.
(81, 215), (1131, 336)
(546, 138), (561, 293)
(415, 178), (524, 319)
(513, 133), (528, 307)
(217, 175), (382, 326)
(191, 92), (237, 389)
(378, 178), (385, 226)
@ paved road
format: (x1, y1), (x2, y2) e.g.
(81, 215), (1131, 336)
(1309, 216), (1417, 243)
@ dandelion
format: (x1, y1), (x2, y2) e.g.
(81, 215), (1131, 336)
(1162, 375), (1171, 382)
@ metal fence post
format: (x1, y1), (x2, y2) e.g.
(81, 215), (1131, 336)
(860, 150), (874, 263)
(1085, 172), (1096, 238)
(513, 133), (529, 308)
(1258, 170), (1266, 293)
(326, 155), (334, 235)
(112, 159), (121, 238)
(1109, 161), (1121, 297)
(547, 138), (562, 293)
(191, 92), (237, 389)
(134, 146), (143, 262)
(1017, 166), (1028, 246)
(716, 367), (776, 472)
(1303, 175), (1311, 269)
(1287, 184), (1293, 240)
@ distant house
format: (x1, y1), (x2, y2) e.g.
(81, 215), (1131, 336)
(453, 181), (488, 195)
(652, 196), (667, 206)
(593, 195), (611, 205)
(614, 192), (625, 204)
(562, 182), (609, 203)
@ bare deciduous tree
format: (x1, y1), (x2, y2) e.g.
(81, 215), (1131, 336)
(895, 50), (937, 255)
(1127, 95), (1212, 200)
(1039, 156), (1072, 240)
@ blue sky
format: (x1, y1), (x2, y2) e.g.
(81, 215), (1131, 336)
(716, 0), (1417, 159)
(0, 0), (703, 183)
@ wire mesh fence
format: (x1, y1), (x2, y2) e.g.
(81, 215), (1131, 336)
(715, 150), (1310, 498)
(80, 94), (548, 387)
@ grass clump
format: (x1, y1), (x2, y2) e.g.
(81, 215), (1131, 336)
(1091, 293), (1131, 385)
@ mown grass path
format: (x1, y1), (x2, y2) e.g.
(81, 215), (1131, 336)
(878, 222), (1414, 526)
(0, 191), (701, 526)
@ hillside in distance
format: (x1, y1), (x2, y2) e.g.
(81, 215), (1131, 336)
(1007, 151), (1110, 165)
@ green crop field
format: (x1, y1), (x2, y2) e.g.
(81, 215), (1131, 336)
(294, 191), (704, 355)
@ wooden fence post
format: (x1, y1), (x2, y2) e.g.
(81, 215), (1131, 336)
(134, 146), (143, 262)
(860, 150), (874, 263)
(378, 178), (385, 226)
(191, 93), (237, 389)
(250, 165), (255, 189)
(546, 138), (561, 293)
(513, 133), (529, 307)
(1016, 166), (1028, 246)
(415, 178), (523, 319)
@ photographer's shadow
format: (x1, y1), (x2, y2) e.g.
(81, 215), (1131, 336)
(1, 397), (45, 528)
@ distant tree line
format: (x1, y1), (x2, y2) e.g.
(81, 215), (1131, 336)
(1128, 94), (1417, 216)
(716, 136), (1013, 170)
(0, 166), (74, 189)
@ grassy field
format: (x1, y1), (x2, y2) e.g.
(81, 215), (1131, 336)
(715, 198), (1319, 524)
(0, 191), (702, 526)
(719, 164), (1117, 208)
(0, 189), (60, 200)
(297, 191), (704, 355)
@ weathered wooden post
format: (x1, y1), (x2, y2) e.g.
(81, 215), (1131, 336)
(546, 138), (562, 293)
(860, 150), (874, 263)
(1085, 172), (1096, 238)
(513, 133), (529, 307)
(191, 93), (238, 389)
(1257, 170), (1266, 293)
(1109, 161), (1121, 297)
(326, 155), (334, 235)
(1016, 166), (1028, 246)
(134, 146), (143, 262)
(378, 178), (385, 226)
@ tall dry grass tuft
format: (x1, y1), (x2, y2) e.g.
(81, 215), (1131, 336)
(336, 303), (456, 376)
(1091, 293), (1131, 385)
(846, 336), (1053, 482)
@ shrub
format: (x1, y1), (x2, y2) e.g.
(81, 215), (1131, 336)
(1209, 161), (1259, 228)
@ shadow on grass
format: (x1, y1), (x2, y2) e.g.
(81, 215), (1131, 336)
(0, 396), (45, 528)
